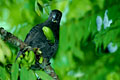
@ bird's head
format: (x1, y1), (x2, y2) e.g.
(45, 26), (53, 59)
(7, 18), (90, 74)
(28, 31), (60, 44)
(48, 9), (62, 24)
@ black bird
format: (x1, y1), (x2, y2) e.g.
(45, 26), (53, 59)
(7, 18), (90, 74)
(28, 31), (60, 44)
(16, 9), (62, 61)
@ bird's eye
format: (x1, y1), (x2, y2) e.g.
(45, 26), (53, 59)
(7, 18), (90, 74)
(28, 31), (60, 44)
(52, 13), (57, 19)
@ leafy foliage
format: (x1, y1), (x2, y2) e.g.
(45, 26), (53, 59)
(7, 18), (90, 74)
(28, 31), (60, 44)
(20, 67), (36, 80)
(0, 0), (120, 80)
(35, 71), (53, 80)
(11, 63), (19, 80)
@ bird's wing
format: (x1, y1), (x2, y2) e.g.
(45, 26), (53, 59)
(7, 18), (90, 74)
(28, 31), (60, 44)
(24, 24), (41, 45)
(16, 25), (42, 60)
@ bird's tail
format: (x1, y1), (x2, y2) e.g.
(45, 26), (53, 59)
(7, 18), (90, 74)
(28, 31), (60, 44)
(15, 51), (22, 61)
(15, 47), (29, 61)
(15, 48), (26, 61)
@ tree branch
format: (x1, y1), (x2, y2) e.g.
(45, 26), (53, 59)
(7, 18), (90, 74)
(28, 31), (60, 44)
(0, 27), (27, 49)
(0, 27), (59, 80)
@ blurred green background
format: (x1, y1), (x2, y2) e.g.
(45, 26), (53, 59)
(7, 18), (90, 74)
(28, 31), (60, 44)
(0, 0), (120, 80)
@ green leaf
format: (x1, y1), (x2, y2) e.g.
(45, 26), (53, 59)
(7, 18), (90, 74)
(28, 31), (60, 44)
(39, 56), (43, 64)
(106, 72), (119, 80)
(0, 67), (8, 80)
(73, 48), (84, 61)
(35, 70), (53, 80)
(28, 70), (36, 80)
(59, 26), (69, 52)
(20, 67), (29, 80)
(20, 67), (36, 80)
(37, 0), (50, 15)
(0, 48), (6, 64)
(28, 51), (35, 64)
(35, 0), (43, 16)
(11, 63), (19, 80)
(67, 0), (92, 19)
(35, 0), (50, 16)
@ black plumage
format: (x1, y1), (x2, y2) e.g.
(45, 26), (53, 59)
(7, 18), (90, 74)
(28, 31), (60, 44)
(16, 10), (62, 60)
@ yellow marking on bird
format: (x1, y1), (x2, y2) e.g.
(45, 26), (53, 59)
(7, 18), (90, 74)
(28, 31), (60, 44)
(42, 26), (55, 43)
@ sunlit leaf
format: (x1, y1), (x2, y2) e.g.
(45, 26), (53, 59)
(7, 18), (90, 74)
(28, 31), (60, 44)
(20, 67), (29, 80)
(35, 0), (43, 16)
(29, 70), (37, 80)
(20, 67), (36, 80)
(0, 67), (9, 80)
(11, 63), (19, 80)
(35, 70), (53, 80)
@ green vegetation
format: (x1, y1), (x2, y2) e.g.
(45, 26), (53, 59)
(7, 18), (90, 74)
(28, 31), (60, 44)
(0, 0), (120, 80)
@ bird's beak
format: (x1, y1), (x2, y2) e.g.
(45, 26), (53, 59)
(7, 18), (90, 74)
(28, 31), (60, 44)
(52, 18), (58, 23)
